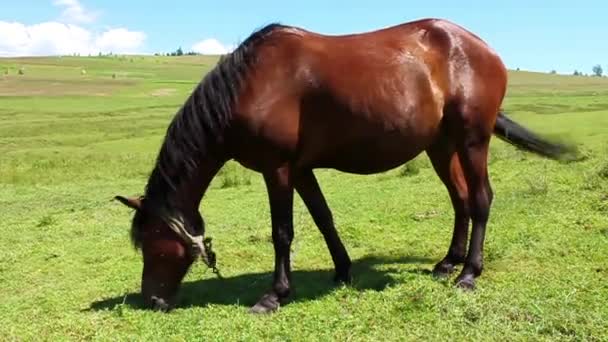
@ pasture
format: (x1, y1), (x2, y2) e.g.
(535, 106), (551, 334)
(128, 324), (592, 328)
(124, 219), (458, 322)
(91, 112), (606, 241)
(1, 55), (607, 340)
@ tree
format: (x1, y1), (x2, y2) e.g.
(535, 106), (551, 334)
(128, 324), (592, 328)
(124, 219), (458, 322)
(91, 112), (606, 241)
(573, 70), (581, 76)
(592, 64), (603, 77)
(176, 47), (183, 56)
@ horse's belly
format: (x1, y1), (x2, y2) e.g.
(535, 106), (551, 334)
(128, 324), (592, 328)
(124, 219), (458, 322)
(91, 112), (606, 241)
(328, 154), (419, 174)
(307, 132), (431, 174)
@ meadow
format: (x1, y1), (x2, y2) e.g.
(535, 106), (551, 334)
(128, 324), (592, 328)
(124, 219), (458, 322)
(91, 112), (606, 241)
(0, 55), (607, 341)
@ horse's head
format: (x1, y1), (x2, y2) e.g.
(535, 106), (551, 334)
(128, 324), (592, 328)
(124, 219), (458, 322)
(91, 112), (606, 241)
(115, 195), (206, 311)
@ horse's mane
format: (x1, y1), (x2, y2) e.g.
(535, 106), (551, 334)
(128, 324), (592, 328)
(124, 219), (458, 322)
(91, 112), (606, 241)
(130, 23), (288, 247)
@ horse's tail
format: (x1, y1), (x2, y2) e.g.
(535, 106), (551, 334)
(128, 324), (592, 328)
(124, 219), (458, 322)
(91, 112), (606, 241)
(493, 111), (576, 160)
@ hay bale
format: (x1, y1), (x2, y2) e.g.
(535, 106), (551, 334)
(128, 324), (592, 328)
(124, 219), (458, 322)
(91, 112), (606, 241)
(81, 69), (87, 75)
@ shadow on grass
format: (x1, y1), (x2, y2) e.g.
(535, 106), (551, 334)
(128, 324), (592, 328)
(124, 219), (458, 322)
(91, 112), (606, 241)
(87, 254), (433, 311)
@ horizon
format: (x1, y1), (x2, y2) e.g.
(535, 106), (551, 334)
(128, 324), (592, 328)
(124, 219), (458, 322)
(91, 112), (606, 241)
(1, 53), (603, 77)
(1, 1), (606, 74)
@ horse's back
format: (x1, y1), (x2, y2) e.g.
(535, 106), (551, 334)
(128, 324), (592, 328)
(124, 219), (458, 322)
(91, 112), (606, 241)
(231, 19), (508, 173)
(312, 18), (508, 134)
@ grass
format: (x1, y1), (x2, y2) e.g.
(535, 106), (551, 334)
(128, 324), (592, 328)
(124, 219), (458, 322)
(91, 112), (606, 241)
(1, 56), (607, 341)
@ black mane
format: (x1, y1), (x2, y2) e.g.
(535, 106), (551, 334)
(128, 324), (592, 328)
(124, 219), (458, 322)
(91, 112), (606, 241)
(130, 23), (288, 247)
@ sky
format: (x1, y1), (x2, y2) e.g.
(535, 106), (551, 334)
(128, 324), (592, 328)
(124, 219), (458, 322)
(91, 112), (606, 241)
(1, 0), (606, 73)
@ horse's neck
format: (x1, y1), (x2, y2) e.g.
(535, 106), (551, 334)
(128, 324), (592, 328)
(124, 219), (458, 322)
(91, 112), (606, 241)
(172, 157), (225, 213)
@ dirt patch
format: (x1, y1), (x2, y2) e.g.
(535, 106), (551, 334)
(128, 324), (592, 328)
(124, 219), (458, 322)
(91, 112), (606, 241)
(0, 77), (134, 97)
(150, 88), (176, 97)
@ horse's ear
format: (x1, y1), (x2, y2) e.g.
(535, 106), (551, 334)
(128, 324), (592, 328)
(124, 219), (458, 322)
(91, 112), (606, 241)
(114, 195), (143, 210)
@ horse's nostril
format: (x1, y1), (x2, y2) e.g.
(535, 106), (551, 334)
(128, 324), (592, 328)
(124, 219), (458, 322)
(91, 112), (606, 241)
(150, 296), (170, 312)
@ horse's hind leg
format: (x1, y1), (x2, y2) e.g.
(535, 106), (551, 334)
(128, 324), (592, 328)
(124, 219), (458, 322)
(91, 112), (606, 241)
(451, 109), (495, 290)
(426, 137), (470, 277)
(295, 169), (351, 283)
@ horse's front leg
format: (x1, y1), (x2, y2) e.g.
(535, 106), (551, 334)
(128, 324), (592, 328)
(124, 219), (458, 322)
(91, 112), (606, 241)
(250, 166), (294, 314)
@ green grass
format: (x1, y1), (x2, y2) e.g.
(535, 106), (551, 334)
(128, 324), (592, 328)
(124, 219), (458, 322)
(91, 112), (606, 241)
(1, 56), (607, 341)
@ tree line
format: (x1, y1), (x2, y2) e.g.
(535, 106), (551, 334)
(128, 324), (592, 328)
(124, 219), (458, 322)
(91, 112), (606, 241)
(154, 47), (201, 56)
(572, 65), (603, 77)
(109, 46), (608, 77)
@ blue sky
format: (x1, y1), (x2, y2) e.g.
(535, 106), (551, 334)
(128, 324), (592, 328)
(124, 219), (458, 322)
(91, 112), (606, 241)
(1, 0), (606, 73)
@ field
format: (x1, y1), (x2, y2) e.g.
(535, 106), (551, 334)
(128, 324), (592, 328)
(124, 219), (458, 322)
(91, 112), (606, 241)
(1, 55), (607, 341)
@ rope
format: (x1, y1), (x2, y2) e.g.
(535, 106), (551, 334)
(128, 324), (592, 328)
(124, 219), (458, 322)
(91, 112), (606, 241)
(164, 215), (224, 279)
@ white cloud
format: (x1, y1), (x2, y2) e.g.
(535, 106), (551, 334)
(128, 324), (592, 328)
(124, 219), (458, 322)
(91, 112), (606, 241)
(191, 38), (234, 55)
(95, 28), (146, 53)
(53, 0), (98, 24)
(0, 21), (146, 57)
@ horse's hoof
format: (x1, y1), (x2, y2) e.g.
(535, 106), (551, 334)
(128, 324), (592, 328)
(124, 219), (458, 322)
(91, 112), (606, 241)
(333, 270), (352, 284)
(249, 293), (281, 314)
(432, 261), (456, 278)
(455, 274), (476, 290)
(150, 296), (172, 312)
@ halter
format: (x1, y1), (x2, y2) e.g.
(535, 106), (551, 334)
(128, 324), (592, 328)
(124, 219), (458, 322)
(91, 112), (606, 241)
(165, 215), (223, 278)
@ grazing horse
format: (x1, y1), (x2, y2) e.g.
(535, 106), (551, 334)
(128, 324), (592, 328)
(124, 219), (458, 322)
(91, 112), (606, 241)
(115, 18), (572, 312)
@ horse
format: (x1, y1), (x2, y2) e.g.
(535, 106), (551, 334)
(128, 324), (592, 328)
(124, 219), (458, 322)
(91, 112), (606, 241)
(115, 18), (572, 312)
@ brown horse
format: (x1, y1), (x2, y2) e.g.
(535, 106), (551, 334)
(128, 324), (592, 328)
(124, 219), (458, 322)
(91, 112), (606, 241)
(115, 18), (572, 312)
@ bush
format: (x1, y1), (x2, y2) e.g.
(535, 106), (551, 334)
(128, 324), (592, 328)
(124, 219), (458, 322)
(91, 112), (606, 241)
(37, 215), (56, 227)
(598, 161), (608, 180)
(398, 160), (421, 177)
(592, 64), (603, 77)
(524, 176), (549, 196)
(581, 160), (608, 192)
(217, 162), (252, 188)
